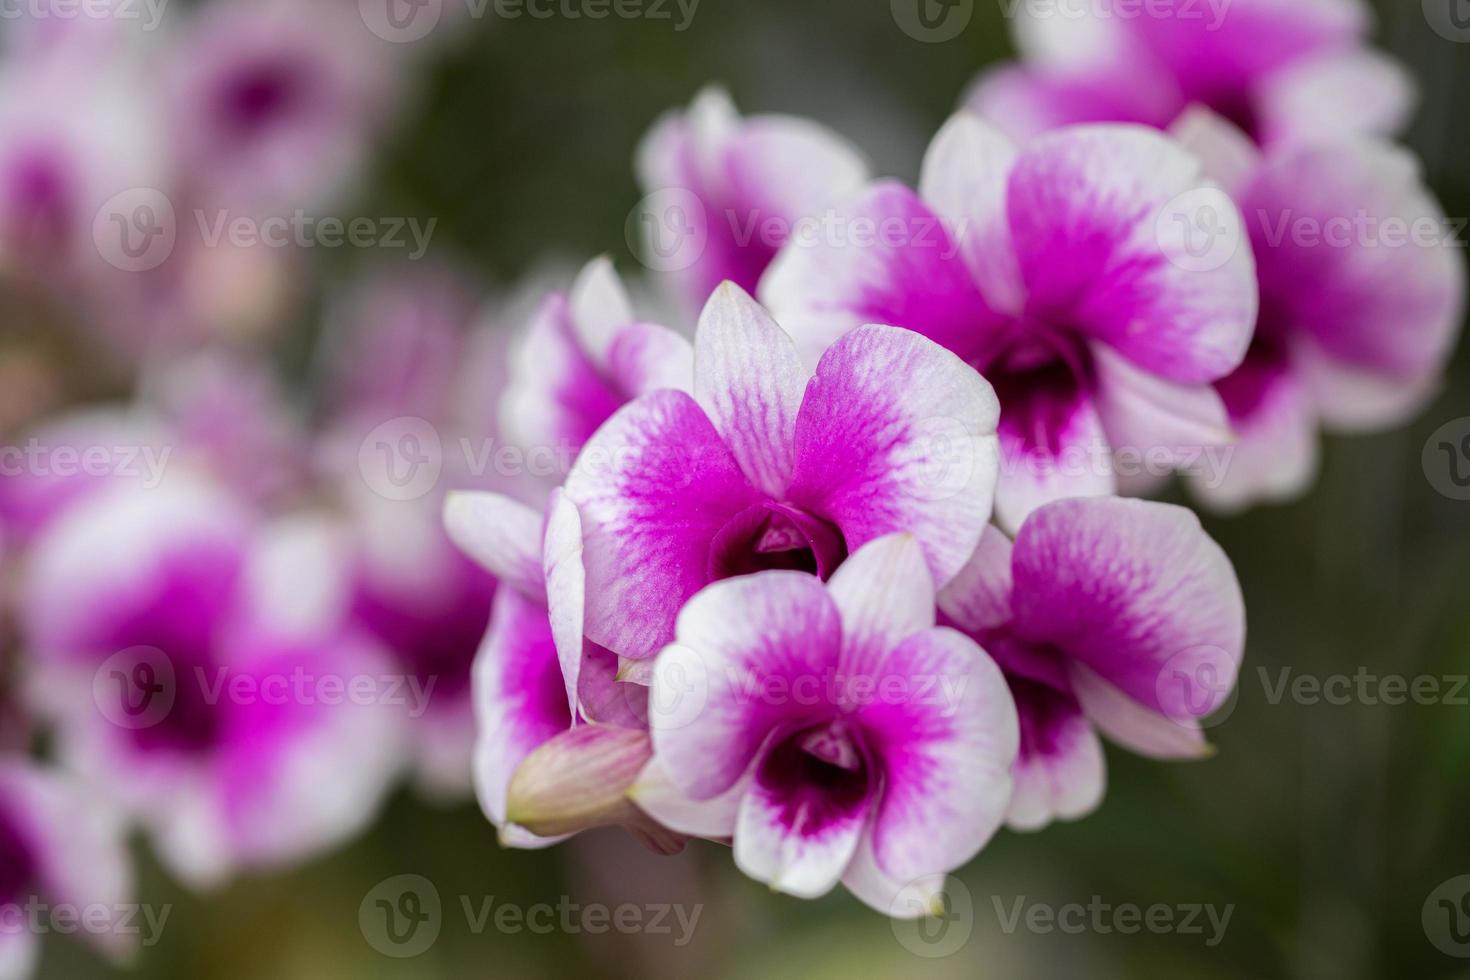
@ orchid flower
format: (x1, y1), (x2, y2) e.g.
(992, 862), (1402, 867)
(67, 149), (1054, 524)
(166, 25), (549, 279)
(0, 761), (133, 980)
(1169, 109), (1466, 511)
(633, 534), (1018, 914)
(761, 113), (1256, 530)
(636, 86), (870, 312)
(165, 0), (394, 216)
(566, 282), (1000, 661)
(969, 0), (1413, 148)
(19, 476), (402, 888)
(500, 257), (693, 460)
(443, 489), (668, 850)
(938, 497), (1245, 830)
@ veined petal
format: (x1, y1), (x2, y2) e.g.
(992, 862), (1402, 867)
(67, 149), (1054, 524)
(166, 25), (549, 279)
(629, 755), (746, 840)
(567, 256), (637, 373)
(994, 375), (1115, 533)
(826, 534), (936, 679)
(566, 389), (763, 660)
(919, 111), (1024, 315)
(542, 488), (586, 716)
(693, 283), (809, 498)
(760, 182), (1005, 367)
(499, 292), (627, 454)
(442, 491), (545, 602)
(1010, 497), (1245, 744)
(1005, 677), (1106, 831)
(856, 627), (1017, 884)
(789, 325), (1001, 588)
(1091, 342), (1234, 471)
(1008, 124), (1257, 384)
(1190, 343), (1319, 514)
(937, 525), (1014, 635)
(472, 588), (572, 848)
(649, 572), (842, 800)
(734, 739), (871, 900)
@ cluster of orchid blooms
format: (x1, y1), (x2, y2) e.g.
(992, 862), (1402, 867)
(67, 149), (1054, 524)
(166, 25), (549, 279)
(0, 0), (1463, 973)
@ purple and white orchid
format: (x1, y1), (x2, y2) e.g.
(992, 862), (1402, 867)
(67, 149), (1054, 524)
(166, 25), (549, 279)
(634, 534), (1018, 913)
(938, 497), (1245, 830)
(1170, 109), (1466, 511)
(0, 761), (133, 980)
(19, 476), (402, 888)
(443, 489), (662, 849)
(969, 0), (1412, 148)
(500, 257), (693, 462)
(636, 87), (870, 313)
(566, 282), (1001, 661)
(762, 113), (1256, 530)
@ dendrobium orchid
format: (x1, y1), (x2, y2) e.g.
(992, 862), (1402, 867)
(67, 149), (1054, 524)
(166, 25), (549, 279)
(968, 0), (1412, 148)
(19, 476), (402, 888)
(938, 497), (1245, 830)
(633, 534), (1018, 913)
(1170, 109), (1466, 511)
(0, 761), (133, 980)
(636, 86), (870, 313)
(566, 283), (1001, 661)
(500, 257), (694, 459)
(165, 0), (392, 216)
(443, 489), (663, 849)
(761, 113), (1256, 530)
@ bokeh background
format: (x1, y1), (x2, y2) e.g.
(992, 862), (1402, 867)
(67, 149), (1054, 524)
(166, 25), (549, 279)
(10, 1), (1470, 977)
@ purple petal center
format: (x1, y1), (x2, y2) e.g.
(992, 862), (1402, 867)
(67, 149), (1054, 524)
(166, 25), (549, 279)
(756, 720), (874, 836)
(708, 501), (847, 581)
(0, 800), (38, 905)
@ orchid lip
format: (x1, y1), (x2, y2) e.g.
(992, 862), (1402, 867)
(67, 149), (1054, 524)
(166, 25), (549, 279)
(707, 501), (847, 582)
